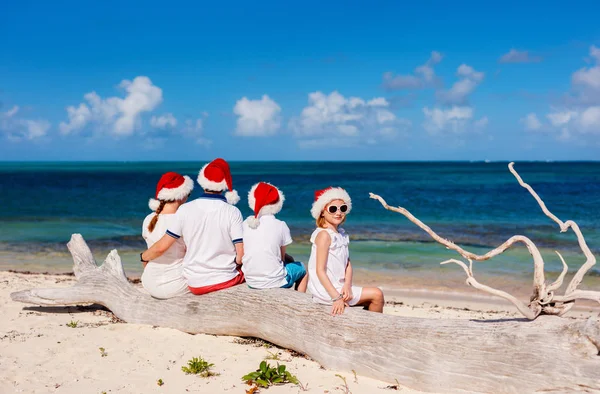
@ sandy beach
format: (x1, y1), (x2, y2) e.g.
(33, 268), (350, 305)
(2, 270), (598, 394)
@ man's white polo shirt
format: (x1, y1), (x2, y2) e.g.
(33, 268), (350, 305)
(166, 193), (244, 288)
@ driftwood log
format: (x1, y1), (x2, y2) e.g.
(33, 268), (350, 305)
(10, 234), (600, 393)
(371, 162), (600, 319)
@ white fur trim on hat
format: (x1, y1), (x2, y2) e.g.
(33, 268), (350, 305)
(225, 190), (240, 205)
(148, 198), (160, 211)
(247, 182), (285, 217)
(245, 216), (261, 229)
(156, 175), (194, 201)
(310, 187), (352, 219)
(197, 163), (228, 191)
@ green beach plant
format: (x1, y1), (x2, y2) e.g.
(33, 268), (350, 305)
(66, 320), (79, 328)
(181, 357), (217, 377)
(242, 361), (299, 388)
(264, 350), (281, 360)
(98, 347), (107, 357)
(157, 378), (164, 386)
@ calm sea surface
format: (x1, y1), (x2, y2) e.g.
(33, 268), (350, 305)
(1, 161), (599, 282)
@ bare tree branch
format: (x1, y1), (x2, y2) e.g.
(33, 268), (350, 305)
(369, 162), (600, 319)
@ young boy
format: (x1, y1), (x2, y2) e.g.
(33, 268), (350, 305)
(242, 182), (307, 291)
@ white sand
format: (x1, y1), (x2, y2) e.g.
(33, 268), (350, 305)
(1, 271), (598, 394)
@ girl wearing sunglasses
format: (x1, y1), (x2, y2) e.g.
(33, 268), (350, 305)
(307, 187), (385, 315)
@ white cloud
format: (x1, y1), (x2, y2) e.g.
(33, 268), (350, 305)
(150, 113), (177, 129)
(436, 64), (484, 105)
(521, 113), (542, 131)
(544, 107), (600, 137)
(422, 106), (487, 134)
(572, 46), (600, 92)
(59, 76), (163, 136)
(499, 49), (543, 64)
(1, 105), (51, 140)
(233, 95), (281, 136)
(20, 120), (51, 139)
(184, 118), (203, 134)
(547, 110), (577, 127)
(580, 106), (600, 130)
(533, 47), (600, 139)
(290, 91), (410, 144)
(5, 105), (19, 118)
(383, 51), (443, 90)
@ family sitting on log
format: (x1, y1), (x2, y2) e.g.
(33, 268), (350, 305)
(140, 157), (384, 315)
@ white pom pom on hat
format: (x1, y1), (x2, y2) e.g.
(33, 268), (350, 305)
(310, 187), (352, 219)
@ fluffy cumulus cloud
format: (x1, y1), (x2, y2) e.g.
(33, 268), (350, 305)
(499, 49), (543, 64)
(289, 91), (410, 144)
(420, 62), (487, 133)
(436, 64), (484, 106)
(382, 51), (443, 90)
(233, 95), (281, 136)
(545, 107), (600, 137)
(527, 46), (600, 139)
(59, 76), (163, 136)
(422, 106), (487, 134)
(0, 105), (51, 141)
(571, 45), (600, 103)
(150, 113), (177, 129)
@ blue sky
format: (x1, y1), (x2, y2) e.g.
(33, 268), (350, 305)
(1, 1), (599, 161)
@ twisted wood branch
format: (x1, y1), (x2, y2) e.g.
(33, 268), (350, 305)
(370, 162), (600, 319)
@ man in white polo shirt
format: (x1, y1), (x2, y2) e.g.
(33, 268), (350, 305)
(141, 158), (245, 295)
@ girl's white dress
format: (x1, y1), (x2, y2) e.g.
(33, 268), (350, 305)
(141, 213), (190, 299)
(307, 227), (362, 306)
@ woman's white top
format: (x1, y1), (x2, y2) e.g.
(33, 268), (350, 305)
(141, 213), (190, 299)
(307, 227), (350, 304)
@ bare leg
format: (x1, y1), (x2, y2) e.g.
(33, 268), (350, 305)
(296, 273), (308, 293)
(355, 287), (384, 313)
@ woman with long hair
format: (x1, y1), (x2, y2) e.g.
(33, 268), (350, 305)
(141, 172), (194, 299)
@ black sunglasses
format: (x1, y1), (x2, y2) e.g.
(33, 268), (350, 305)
(327, 204), (348, 214)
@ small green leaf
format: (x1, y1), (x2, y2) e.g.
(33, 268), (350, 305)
(257, 378), (270, 387)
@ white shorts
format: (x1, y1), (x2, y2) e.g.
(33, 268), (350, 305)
(312, 286), (363, 306)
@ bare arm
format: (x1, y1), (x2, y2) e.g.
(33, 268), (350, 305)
(341, 259), (354, 302)
(345, 259), (353, 286)
(235, 242), (244, 266)
(141, 234), (177, 263)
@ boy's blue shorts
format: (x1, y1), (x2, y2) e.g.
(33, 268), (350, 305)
(281, 261), (306, 289)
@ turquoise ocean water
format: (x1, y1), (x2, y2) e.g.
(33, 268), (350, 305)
(1, 161), (599, 283)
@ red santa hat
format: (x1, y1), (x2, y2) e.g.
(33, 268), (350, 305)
(148, 172), (194, 211)
(196, 158), (240, 205)
(310, 186), (352, 219)
(246, 182), (285, 229)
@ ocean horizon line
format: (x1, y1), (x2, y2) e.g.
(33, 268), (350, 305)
(2, 159), (600, 164)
